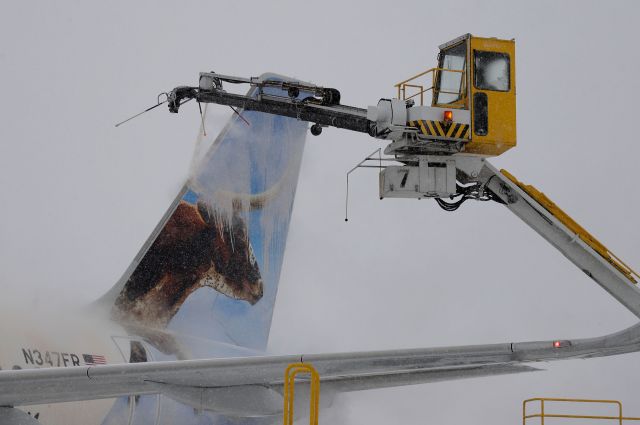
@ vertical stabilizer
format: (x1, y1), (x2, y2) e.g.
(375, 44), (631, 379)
(105, 75), (308, 350)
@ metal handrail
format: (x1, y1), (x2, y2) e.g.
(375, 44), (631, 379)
(401, 83), (424, 105)
(523, 398), (640, 425)
(394, 67), (465, 106)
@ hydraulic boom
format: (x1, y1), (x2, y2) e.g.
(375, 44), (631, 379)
(167, 74), (372, 136)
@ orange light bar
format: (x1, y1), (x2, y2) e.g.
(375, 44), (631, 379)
(443, 110), (453, 122)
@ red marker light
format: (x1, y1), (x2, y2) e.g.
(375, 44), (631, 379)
(552, 340), (572, 348)
(443, 110), (453, 122)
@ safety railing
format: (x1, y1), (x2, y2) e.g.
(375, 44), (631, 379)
(283, 363), (320, 425)
(523, 398), (640, 425)
(394, 67), (465, 107)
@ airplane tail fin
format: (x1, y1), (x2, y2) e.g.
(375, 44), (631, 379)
(101, 75), (308, 351)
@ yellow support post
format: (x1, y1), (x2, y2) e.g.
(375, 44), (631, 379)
(283, 363), (320, 425)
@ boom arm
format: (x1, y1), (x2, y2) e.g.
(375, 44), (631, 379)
(478, 162), (640, 318)
(167, 73), (374, 135)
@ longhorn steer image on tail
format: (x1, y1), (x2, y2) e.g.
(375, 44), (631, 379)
(112, 200), (263, 329)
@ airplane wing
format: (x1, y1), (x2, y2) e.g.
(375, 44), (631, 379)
(2, 322), (639, 414)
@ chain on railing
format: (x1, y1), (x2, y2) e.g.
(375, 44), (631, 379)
(523, 398), (640, 425)
(394, 67), (465, 106)
(283, 363), (320, 425)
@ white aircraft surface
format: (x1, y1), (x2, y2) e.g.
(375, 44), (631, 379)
(1, 79), (640, 425)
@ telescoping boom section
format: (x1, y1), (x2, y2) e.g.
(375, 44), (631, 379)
(162, 33), (638, 319)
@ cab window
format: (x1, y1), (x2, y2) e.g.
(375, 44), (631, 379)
(474, 51), (510, 91)
(435, 42), (467, 105)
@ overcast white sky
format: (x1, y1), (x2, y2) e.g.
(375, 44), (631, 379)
(1, 1), (640, 424)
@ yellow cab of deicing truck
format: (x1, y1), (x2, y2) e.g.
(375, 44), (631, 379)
(398, 33), (516, 157)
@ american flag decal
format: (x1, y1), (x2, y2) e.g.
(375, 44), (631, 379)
(83, 354), (107, 365)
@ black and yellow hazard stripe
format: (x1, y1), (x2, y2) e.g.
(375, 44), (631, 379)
(408, 120), (470, 139)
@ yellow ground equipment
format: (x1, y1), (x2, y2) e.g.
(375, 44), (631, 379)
(524, 398), (640, 425)
(283, 363), (320, 425)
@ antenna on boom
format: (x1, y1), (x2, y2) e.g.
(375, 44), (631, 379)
(115, 93), (169, 128)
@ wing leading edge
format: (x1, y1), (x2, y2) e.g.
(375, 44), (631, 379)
(2, 322), (640, 411)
